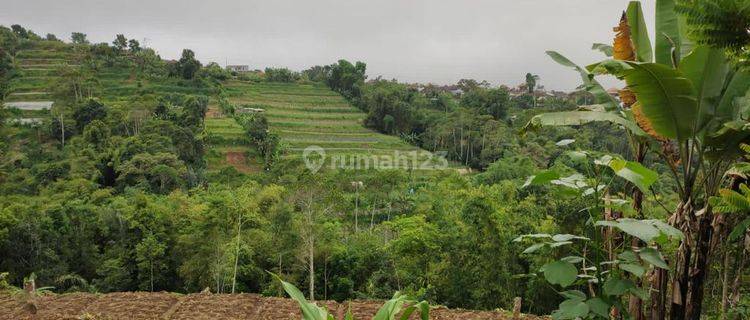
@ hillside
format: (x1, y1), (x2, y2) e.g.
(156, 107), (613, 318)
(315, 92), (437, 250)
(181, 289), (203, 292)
(4, 41), (215, 116)
(207, 80), (446, 173)
(4, 41), (73, 118)
(0, 292), (545, 320)
(4, 41), (447, 174)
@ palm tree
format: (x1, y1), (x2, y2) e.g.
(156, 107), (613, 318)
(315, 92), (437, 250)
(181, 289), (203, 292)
(524, 73), (539, 107)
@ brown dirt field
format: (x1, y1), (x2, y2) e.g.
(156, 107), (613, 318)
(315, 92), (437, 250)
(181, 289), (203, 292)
(0, 292), (547, 320)
(168, 293), (263, 320)
(225, 151), (255, 173)
(82, 292), (180, 319)
(206, 107), (222, 119)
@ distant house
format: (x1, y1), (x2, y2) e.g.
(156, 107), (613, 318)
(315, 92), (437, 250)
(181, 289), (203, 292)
(226, 65), (250, 73)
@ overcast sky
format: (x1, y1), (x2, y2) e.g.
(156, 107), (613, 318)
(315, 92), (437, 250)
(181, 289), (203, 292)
(1, 0), (655, 91)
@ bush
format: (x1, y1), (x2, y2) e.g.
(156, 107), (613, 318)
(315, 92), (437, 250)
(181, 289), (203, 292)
(264, 67), (299, 83)
(199, 62), (231, 82)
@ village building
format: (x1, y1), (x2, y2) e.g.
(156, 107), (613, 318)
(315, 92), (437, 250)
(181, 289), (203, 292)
(226, 65), (250, 73)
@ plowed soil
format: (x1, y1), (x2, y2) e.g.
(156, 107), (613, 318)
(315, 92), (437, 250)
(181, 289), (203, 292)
(225, 151), (254, 173)
(0, 292), (547, 320)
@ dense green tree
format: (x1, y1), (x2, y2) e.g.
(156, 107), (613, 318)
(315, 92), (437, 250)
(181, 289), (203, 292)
(71, 32), (88, 44)
(456, 78), (489, 92)
(460, 87), (510, 119)
(10, 24), (28, 38)
(127, 39), (141, 52)
(72, 99), (108, 132)
(302, 65), (328, 82)
(112, 34), (128, 52)
(524, 73), (539, 107)
(326, 60), (366, 100)
(175, 49), (201, 80)
(200, 62), (231, 82)
(264, 67), (299, 83)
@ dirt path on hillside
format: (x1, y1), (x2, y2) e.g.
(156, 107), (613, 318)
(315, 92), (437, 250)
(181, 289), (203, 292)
(0, 292), (547, 320)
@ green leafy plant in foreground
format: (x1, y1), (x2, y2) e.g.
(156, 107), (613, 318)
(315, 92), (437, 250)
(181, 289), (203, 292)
(517, 147), (683, 319)
(272, 273), (429, 320)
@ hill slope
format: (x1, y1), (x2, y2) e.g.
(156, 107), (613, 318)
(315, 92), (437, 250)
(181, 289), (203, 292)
(4, 41), (450, 174)
(210, 80), (444, 173)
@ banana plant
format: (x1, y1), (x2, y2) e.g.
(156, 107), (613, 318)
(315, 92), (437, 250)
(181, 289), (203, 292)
(524, 0), (680, 137)
(518, 148), (682, 319)
(272, 273), (429, 320)
(526, 1), (750, 318)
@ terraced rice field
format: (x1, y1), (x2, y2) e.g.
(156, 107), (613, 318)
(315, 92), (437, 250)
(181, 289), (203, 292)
(4, 43), (79, 117)
(0, 292), (546, 320)
(220, 81), (446, 171)
(205, 115), (262, 173)
(5, 41), (217, 116)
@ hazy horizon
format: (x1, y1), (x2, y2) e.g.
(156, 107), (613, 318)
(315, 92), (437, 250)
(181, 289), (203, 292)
(1, 0), (654, 91)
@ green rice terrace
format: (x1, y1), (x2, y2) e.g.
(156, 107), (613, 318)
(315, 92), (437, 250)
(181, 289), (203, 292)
(5, 41), (450, 175)
(207, 81), (442, 173)
(5, 41), (215, 113)
(5, 42), (74, 115)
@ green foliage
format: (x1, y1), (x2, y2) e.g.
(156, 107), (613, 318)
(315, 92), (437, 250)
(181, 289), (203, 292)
(112, 34), (128, 52)
(71, 32), (88, 44)
(545, 51), (618, 110)
(524, 110), (646, 137)
(459, 86), (510, 119)
(264, 67), (300, 83)
(128, 39), (140, 52)
(677, 0), (750, 69)
(275, 274), (429, 320)
(175, 49), (201, 80)
(200, 62), (232, 82)
(517, 151), (681, 319)
(626, 1), (653, 62)
(73, 99), (108, 132)
(710, 184), (750, 241)
(235, 112), (281, 169)
(302, 65), (329, 82)
(326, 59), (366, 100)
(591, 43), (613, 57)
(619, 62), (698, 141)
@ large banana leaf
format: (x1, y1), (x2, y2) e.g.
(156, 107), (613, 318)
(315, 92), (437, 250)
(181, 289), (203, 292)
(626, 1), (653, 62)
(718, 71), (750, 120)
(620, 62), (697, 141)
(655, 0), (682, 66)
(592, 43), (613, 57)
(678, 46), (729, 131)
(272, 273), (334, 320)
(546, 51), (619, 110)
(372, 293), (429, 320)
(525, 110), (647, 136)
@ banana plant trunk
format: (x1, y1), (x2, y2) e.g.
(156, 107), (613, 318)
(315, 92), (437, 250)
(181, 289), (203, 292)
(629, 147), (646, 320)
(669, 201), (713, 320)
(650, 266), (668, 320)
(685, 210), (713, 320)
